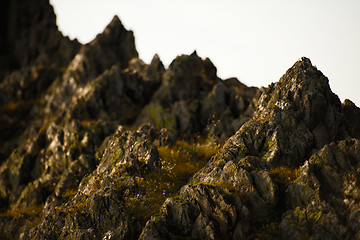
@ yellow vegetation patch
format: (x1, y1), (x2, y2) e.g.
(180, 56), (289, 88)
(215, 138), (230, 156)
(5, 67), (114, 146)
(0, 100), (36, 113)
(159, 141), (218, 175)
(253, 222), (279, 240)
(79, 119), (98, 128)
(268, 166), (300, 185)
(0, 204), (44, 217)
(61, 188), (78, 198)
(124, 140), (221, 225)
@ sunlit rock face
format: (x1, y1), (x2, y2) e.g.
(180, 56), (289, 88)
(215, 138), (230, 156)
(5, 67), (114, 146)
(138, 57), (359, 240)
(1, 1), (360, 240)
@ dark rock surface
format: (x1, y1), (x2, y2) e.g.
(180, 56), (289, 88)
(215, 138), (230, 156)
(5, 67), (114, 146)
(1, 1), (360, 240)
(0, 0), (80, 74)
(0, 0), (80, 163)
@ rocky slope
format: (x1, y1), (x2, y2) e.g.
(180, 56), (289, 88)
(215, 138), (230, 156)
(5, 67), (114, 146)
(1, 1), (360, 239)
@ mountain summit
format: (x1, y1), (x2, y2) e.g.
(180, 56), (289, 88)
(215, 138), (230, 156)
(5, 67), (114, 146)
(1, 1), (360, 239)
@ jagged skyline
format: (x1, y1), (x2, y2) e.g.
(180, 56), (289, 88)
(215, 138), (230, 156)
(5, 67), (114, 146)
(50, 0), (360, 106)
(2, 1), (360, 238)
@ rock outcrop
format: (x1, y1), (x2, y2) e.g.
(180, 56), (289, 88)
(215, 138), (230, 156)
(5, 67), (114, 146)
(135, 52), (259, 140)
(1, 1), (360, 240)
(138, 58), (360, 239)
(281, 138), (360, 239)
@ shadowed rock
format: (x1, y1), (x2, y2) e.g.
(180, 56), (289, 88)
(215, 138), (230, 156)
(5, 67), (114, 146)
(0, 0), (80, 164)
(136, 51), (259, 139)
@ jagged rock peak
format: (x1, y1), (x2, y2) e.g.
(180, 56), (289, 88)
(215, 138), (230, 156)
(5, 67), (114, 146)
(142, 52), (221, 108)
(192, 57), (346, 172)
(96, 15), (131, 40)
(135, 51), (259, 139)
(67, 14), (138, 79)
(166, 52), (218, 88)
(89, 15), (138, 57)
(190, 50), (198, 56)
(85, 14), (138, 68)
(150, 54), (163, 66)
(280, 56), (324, 86)
(255, 55), (342, 132)
(296, 56), (313, 66)
(109, 15), (122, 26)
(42, 14), (139, 115)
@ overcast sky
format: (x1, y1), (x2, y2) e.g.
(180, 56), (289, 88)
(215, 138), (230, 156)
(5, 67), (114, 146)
(50, 0), (360, 106)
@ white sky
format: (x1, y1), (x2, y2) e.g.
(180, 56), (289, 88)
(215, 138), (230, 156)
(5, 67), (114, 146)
(50, 0), (360, 106)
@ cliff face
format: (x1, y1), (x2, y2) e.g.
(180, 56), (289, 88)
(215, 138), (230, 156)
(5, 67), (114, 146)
(1, 1), (360, 240)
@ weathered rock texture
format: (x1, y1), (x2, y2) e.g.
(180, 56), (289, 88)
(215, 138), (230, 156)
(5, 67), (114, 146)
(1, 1), (360, 240)
(139, 57), (360, 239)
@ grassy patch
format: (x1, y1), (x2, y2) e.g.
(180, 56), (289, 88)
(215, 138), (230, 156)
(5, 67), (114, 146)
(122, 124), (140, 132)
(0, 204), (44, 218)
(123, 140), (221, 226)
(268, 166), (300, 185)
(79, 119), (97, 128)
(158, 140), (220, 184)
(252, 222), (280, 240)
(0, 204), (44, 228)
(0, 101), (31, 113)
(110, 147), (123, 161)
(61, 188), (78, 198)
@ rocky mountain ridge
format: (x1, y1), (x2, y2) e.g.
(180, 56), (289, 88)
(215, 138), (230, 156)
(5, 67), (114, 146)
(1, 1), (360, 239)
